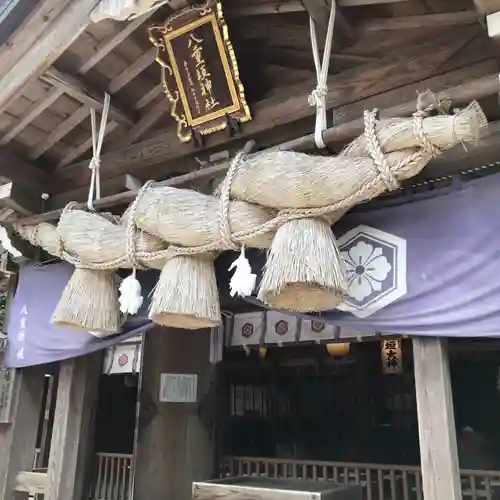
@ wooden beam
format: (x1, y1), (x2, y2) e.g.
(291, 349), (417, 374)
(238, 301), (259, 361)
(21, 63), (500, 223)
(474, 0), (500, 15)
(359, 11), (482, 31)
(420, 120), (500, 179)
(0, 0), (38, 46)
(134, 328), (215, 500)
(229, 0), (407, 16)
(0, 182), (43, 215)
(41, 68), (136, 126)
(56, 121), (120, 168)
(54, 31), (490, 189)
(15, 471), (48, 495)
(413, 337), (462, 500)
(0, 150), (50, 192)
(0, 365), (45, 500)
(0, 10), (152, 146)
(0, 0), (72, 75)
(0, 0), (100, 114)
(34, 45), (157, 164)
(47, 172), (148, 209)
(300, 0), (354, 41)
(46, 353), (101, 500)
(279, 70), (498, 150)
(340, 0), (408, 4)
(261, 46), (376, 72)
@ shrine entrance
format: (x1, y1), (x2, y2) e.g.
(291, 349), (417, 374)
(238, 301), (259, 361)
(218, 338), (500, 500)
(219, 340), (419, 466)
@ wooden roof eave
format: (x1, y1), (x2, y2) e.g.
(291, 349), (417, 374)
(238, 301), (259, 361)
(0, 0), (101, 114)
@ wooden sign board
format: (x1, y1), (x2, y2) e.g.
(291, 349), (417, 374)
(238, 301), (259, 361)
(381, 338), (403, 375)
(148, 0), (251, 143)
(159, 373), (198, 403)
(0, 352), (14, 423)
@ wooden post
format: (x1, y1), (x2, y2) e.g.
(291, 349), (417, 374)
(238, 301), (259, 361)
(0, 364), (45, 500)
(134, 328), (215, 500)
(45, 353), (101, 500)
(413, 337), (462, 500)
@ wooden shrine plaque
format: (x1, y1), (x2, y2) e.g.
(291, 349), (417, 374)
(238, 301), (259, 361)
(0, 353), (14, 423)
(148, 0), (251, 143)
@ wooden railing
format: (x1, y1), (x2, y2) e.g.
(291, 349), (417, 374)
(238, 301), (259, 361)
(222, 456), (500, 500)
(89, 453), (133, 500)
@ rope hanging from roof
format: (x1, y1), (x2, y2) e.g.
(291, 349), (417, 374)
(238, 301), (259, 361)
(11, 96), (486, 335)
(308, 0), (337, 149)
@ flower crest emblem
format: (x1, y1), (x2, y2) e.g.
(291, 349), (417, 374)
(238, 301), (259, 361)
(118, 354), (129, 367)
(341, 240), (392, 302)
(311, 321), (325, 333)
(241, 323), (254, 339)
(275, 320), (288, 336)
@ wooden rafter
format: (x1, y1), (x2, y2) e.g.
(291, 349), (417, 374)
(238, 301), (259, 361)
(51, 30), (492, 193)
(260, 46), (375, 73)
(0, 0), (37, 45)
(0, 150), (50, 192)
(303, 0), (353, 42)
(229, 0), (408, 17)
(45, 46), (158, 165)
(41, 68), (136, 126)
(474, 0), (500, 14)
(0, 0), (101, 114)
(16, 66), (500, 224)
(0, 11), (153, 150)
(358, 11), (483, 31)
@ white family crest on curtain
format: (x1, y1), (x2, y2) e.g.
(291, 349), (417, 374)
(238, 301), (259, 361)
(337, 225), (407, 318)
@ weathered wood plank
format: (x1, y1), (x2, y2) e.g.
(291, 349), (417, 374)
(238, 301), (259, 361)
(229, 0), (407, 16)
(301, 0), (353, 42)
(359, 11), (482, 31)
(474, 0), (500, 14)
(48, 172), (143, 208)
(0, 9), (149, 147)
(0, 0), (73, 75)
(41, 68), (135, 126)
(46, 353), (101, 500)
(0, 365), (45, 500)
(15, 471), (48, 495)
(0, 0), (100, 114)
(23, 65), (500, 222)
(413, 337), (462, 500)
(0, 0), (38, 46)
(134, 328), (215, 500)
(0, 150), (51, 192)
(0, 182), (43, 215)
(54, 30), (490, 190)
(56, 121), (120, 168)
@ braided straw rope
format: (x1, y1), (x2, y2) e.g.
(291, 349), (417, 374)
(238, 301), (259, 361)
(15, 96), (485, 273)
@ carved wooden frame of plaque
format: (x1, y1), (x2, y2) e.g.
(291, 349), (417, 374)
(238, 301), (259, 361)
(148, 0), (251, 142)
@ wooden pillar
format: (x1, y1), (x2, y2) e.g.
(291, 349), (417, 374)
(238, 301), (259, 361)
(134, 328), (215, 500)
(46, 353), (101, 500)
(413, 337), (462, 500)
(0, 364), (45, 500)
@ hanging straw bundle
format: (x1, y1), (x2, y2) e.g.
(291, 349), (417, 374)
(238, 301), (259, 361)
(342, 101), (486, 158)
(132, 186), (275, 328)
(10, 96), (487, 328)
(13, 206), (167, 335)
(224, 100), (486, 311)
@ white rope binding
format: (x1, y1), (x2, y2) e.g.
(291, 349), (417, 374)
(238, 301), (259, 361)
(308, 0), (336, 149)
(87, 93), (111, 211)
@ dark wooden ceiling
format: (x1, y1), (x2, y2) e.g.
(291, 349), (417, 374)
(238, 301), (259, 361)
(0, 0), (499, 218)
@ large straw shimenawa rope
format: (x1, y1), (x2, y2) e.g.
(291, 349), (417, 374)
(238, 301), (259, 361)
(12, 95), (487, 331)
